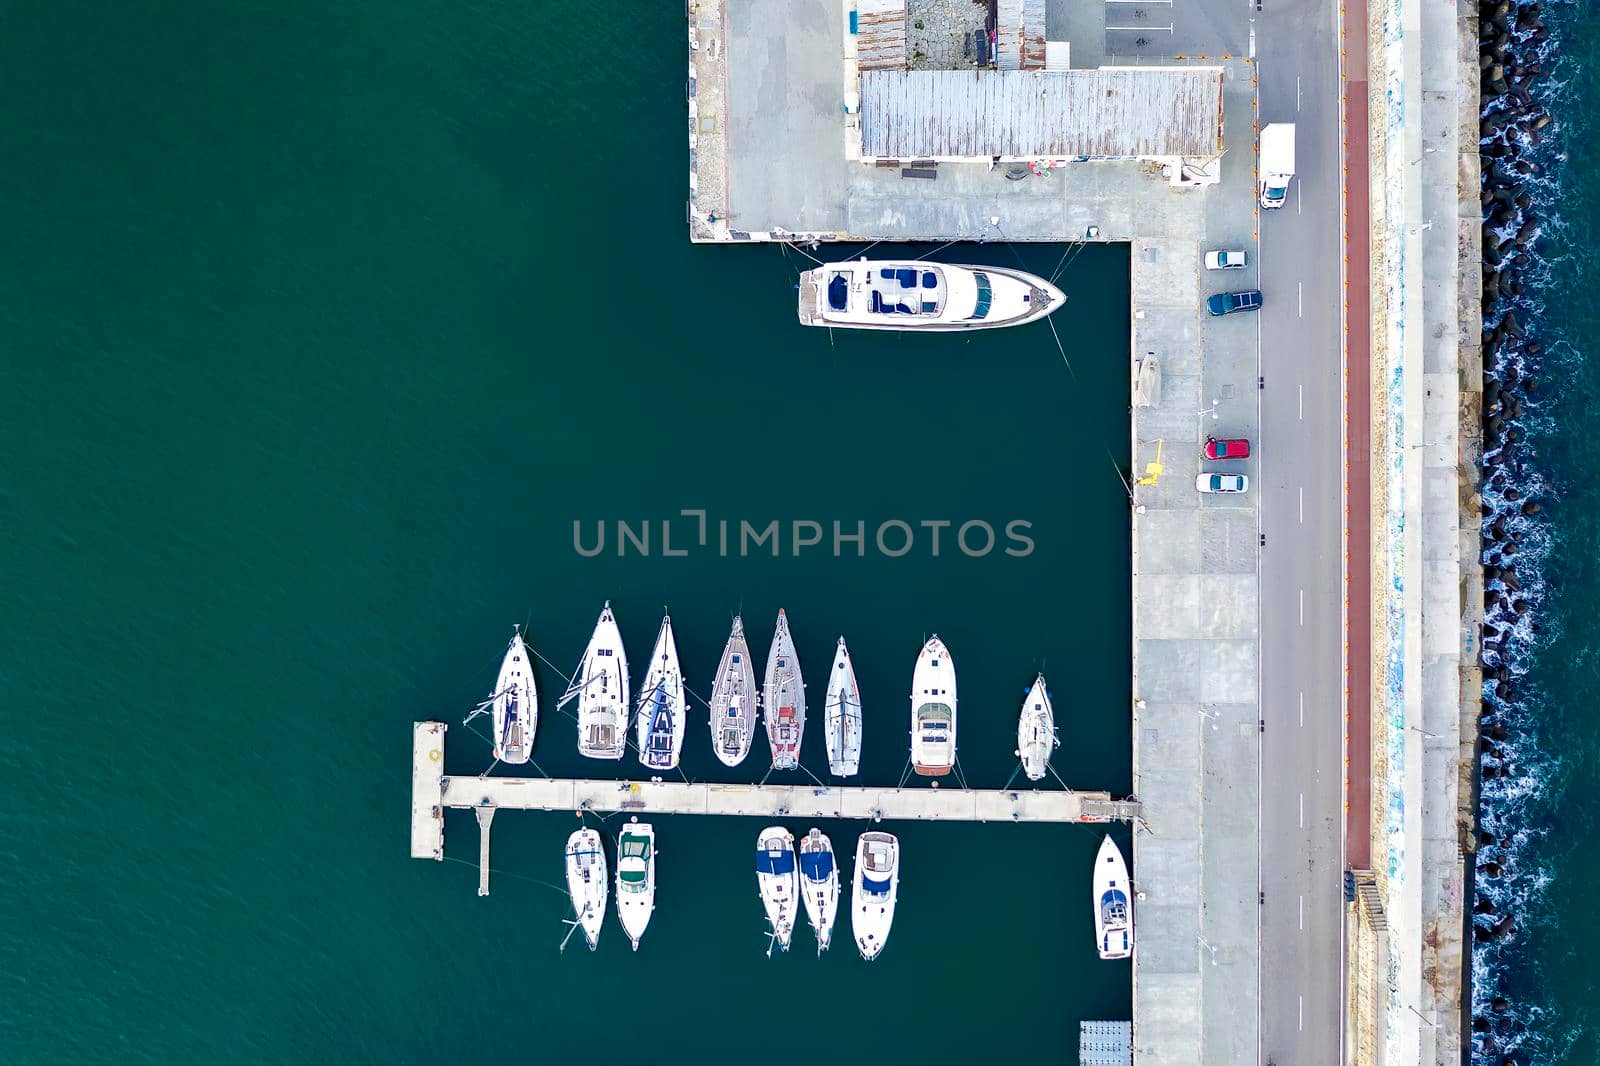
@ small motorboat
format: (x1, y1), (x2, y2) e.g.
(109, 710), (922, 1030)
(564, 828), (608, 950)
(615, 821), (656, 951)
(799, 828), (840, 954)
(492, 627), (537, 764)
(709, 616), (758, 767)
(756, 826), (799, 952)
(910, 636), (956, 776)
(636, 615), (687, 771)
(763, 610), (806, 770)
(851, 831), (900, 960)
(1017, 673), (1058, 782)
(569, 603), (630, 760)
(797, 260), (1065, 332)
(825, 638), (863, 777)
(1093, 835), (1134, 960)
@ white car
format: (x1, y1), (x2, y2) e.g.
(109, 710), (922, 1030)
(1196, 472), (1249, 494)
(1204, 250), (1248, 270)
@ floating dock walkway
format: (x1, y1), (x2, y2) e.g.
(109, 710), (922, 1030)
(411, 722), (1140, 890)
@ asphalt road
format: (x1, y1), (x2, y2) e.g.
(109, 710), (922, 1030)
(1254, 0), (1347, 1062)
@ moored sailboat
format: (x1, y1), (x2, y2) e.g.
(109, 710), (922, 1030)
(567, 602), (630, 760)
(799, 828), (839, 954)
(909, 636), (956, 776)
(616, 821), (656, 951)
(709, 616), (758, 767)
(1017, 673), (1058, 782)
(565, 828), (608, 950)
(492, 627), (537, 764)
(1093, 835), (1134, 960)
(851, 831), (900, 960)
(636, 615), (687, 771)
(825, 638), (863, 777)
(755, 826), (799, 953)
(763, 610), (806, 770)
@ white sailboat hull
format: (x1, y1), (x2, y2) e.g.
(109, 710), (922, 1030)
(1018, 674), (1057, 782)
(636, 617), (687, 771)
(1093, 835), (1134, 960)
(910, 636), (956, 777)
(756, 826), (799, 951)
(851, 831), (900, 960)
(825, 638), (863, 777)
(575, 605), (630, 760)
(710, 617), (758, 767)
(800, 828), (840, 954)
(565, 828), (608, 950)
(763, 609), (806, 770)
(493, 631), (537, 765)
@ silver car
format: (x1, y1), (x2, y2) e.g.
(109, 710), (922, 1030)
(1204, 249), (1249, 270)
(1196, 472), (1249, 493)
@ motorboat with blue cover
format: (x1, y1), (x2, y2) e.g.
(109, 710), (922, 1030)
(797, 260), (1064, 331)
(1094, 835), (1133, 960)
(799, 828), (839, 954)
(756, 826), (799, 952)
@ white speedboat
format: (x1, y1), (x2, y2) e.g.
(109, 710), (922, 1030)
(636, 615), (687, 772)
(1017, 673), (1058, 782)
(910, 636), (956, 777)
(565, 828), (608, 950)
(851, 831), (900, 960)
(825, 638), (863, 777)
(755, 826), (799, 952)
(569, 603), (630, 760)
(709, 616), (758, 767)
(492, 628), (537, 764)
(615, 821), (656, 951)
(797, 260), (1065, 332)
(799, 828), (840, 954)
(1093, 835), (1134, 960)
(763, 609), (806, 770)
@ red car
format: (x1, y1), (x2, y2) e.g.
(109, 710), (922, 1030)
(1204, 436), (1251, 460)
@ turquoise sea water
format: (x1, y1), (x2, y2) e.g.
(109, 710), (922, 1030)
(1472, 2), (1600, 1061)
(0, 4), (1133, 1063)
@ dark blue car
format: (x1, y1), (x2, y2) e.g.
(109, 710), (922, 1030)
(1206, 290), (1263, 316)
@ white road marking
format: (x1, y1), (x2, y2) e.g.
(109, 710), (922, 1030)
(1298, 281), (1303, 317)
(1298, 383), (1304, 420)
(1299, 486), (1304, 523)
(1299, 589), (1304, 625)
(1299, 691), (1304, 727)
(1299, 894), (1304, 929)
(1297, 179), (1302, 214)
(1297, 76), (1302, 112)
(1299, 995), (1304, 1031)
(1299, 793), (1305, 828)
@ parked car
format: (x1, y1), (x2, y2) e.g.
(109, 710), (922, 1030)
(1204, 250), (1249, 270)
(1196, 472), (1249, 494)
(1206, 290), (1263, 316)
(1204, 436), (1251, 460)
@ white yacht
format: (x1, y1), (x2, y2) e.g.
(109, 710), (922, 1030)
(797, 260), (1065, 332)
(851, 831), (900, 960)
(763, 609), (806, 770)
(636, 615), (687, 772)
(492, 628), (537, 764)
(1017, 673), (1058, 782)
(1093, 835), (1134, 960)
(825, 638), (863, 777)
(564, 828), (608, 950)
(709, 616), (758, 767)
(568, 603), (629, 760)
(755, 826), (799, 952)
(799, 828), (840, 954)
(615, 821), (656, 951)
(909, 636), (956, 777)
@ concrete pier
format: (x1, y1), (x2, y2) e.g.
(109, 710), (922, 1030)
(409, 721), (1138, 866)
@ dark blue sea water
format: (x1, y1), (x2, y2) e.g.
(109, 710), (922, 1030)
(1472, 2), (1600, 1061)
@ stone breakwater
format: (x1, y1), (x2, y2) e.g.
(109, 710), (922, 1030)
(1472, 1), (1562, 1062)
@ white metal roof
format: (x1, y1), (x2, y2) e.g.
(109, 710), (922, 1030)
(859, 67), (1225, 159)
(857, 0), (907, 71)
(996, 0), (1045, 70)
